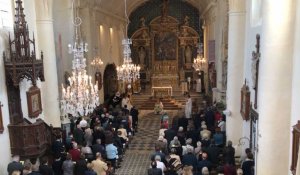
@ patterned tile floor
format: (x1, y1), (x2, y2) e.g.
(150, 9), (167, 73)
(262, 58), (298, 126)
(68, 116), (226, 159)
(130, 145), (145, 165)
(115, 111), (177, 175)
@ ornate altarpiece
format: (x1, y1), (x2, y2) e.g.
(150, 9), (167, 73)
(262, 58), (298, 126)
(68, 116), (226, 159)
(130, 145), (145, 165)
(131, 15), (199, 90)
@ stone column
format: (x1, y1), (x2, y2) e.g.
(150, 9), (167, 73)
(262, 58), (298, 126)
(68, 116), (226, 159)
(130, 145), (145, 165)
(291, 0), (300, 172)
(34, 0), (61, 127)
(225, 0), (246, 152)
(256, 0), (295, 174)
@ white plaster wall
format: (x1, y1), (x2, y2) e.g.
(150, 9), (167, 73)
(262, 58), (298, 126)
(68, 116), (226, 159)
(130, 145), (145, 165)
(0, 28), (13, 175)
(241, 0), (262, 155)
(290, 0), (300, 173)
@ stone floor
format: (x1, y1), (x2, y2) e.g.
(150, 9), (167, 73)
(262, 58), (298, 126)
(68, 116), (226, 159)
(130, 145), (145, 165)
(115, 110), (178, 175)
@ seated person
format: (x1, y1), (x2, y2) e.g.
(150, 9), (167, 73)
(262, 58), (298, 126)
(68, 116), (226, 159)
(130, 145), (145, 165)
(117, 124), (129, 142)
(213, 127), (224, 147)
(148, 161), (163, 175)
(154, 99), (164, 115)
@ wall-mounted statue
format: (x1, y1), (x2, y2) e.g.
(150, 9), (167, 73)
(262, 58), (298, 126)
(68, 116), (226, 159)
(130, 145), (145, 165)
(138, 46), (146, 65)
(184, 15), (190, 26)
(140, 17), (146, 28)
(185, 45), (192, 64)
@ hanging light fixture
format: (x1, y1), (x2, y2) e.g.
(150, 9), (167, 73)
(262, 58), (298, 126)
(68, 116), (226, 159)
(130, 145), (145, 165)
(193, 43), (206, 72)
(91, 51), (104, 71)
(117, 0), (140, 83)
(61, 0), (99, 117)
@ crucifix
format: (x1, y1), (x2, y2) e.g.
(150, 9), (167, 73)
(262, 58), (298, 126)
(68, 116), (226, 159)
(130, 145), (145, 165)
(251, 34), (260, 109)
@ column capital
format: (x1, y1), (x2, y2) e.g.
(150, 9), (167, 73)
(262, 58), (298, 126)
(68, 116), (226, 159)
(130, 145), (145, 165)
(229, 0), (246, 14)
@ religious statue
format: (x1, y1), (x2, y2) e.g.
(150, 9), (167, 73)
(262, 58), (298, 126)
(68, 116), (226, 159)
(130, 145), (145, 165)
(138, 46), (146, 65)
(184, 15), (190, 26)
(140, 17), (146, 27)
(185, 45), (192, 63)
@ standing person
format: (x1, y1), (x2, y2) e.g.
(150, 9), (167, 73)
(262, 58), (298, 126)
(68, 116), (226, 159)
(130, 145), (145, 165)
(62, 153), (74, 175)
(148, 161), (162, 175)
(39, 156), (54, 175)
(7, 155), (23, 175)
(242, 153), (255, 175)
(223, 140), (235, 166)
(130, 106), (139, 132)
(185, 95), (192, 119)
(92, 153), (108, 175)
(106, 143), (118, 169)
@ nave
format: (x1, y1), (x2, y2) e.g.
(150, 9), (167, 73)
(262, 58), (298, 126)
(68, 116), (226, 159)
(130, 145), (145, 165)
(115, 111), (175, 175)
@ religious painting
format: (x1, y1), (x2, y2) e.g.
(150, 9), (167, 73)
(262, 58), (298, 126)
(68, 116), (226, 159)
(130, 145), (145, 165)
(0, 102), (4, 133)
(240, 81), (250, 120)
(154, 32), (177, 60)
(26, 86), (42, 118)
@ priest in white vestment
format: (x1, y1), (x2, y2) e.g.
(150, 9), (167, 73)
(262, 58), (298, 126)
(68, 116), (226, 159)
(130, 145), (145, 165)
(185, 95), (192, 119)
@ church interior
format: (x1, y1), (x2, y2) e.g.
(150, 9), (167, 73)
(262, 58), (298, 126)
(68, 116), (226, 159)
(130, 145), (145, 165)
(0, 0), (300, 174)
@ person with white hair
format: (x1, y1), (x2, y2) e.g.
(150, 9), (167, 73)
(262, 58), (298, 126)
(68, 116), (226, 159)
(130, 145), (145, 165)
(194, 141), (202, 156)
(237, 168), (244, 175)
(155, 136), (168, 155)
(7, 155), (23, 175)
(182, 138), (194, 155)
(155, 155), (166, 175)
(202, 167), (210, 175)
(169, 136), (181, 149)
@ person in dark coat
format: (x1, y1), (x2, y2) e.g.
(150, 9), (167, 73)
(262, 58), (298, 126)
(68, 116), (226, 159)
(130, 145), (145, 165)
(52, 154), (63, 175)
(202, 140), (221, 165)
(52, 135), (65, 157)
(92, 139), (106, 158)
(73, 124), (84, 146)
(182, 147), (198, 172)
(130, 106), (139, 132)
(242, 153), (255, 175)
(164, 127), (177, 145)
(205, 107), (215, 131)
(7, 155), (23, 175)
(39, 156), (54, 175)
(223, 140), (235, 166)
(148, 161), (163, 175)
(197, 152), (212, 172)
(75, 154), (88, 175)
(178, 115), (188, 132)
(84, 163), (97, 175)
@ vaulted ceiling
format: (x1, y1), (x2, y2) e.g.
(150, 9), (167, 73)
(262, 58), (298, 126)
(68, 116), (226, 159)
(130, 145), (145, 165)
(97, 0), (212, 17)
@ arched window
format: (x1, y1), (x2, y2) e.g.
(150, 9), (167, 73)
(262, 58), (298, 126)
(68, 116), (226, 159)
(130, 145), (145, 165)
(0, 0), (13, 29)
(251, 0), (262, 27)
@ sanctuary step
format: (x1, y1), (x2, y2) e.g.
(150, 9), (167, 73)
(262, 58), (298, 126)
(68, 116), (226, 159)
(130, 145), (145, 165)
(138, 98), (182, 110)
(131, 91), (206, 111)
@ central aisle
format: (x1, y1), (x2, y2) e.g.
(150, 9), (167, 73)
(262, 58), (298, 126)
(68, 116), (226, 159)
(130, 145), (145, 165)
(115, 111), (176, 175)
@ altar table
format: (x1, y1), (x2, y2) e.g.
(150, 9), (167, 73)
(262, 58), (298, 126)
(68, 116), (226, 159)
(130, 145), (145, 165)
(151, 86), (173, 97)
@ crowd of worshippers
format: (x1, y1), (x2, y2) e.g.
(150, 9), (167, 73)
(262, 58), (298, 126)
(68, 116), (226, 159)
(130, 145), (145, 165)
(148, 105), (255, 175)
(7, 92), (139, 175)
